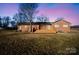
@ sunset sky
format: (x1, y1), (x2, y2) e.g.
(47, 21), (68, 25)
(0, 3), (79, 25)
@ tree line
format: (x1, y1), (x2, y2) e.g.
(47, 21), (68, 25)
(0, 16), (16, 29)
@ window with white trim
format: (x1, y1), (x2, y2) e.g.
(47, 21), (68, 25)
(25, 26), (27, 28)
(55, 24), (59, 28)
(19, 26), (21, 30)
(63, 25), (68, 27)
(47, 25), (51, 30)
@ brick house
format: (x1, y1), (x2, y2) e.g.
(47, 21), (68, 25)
(17, 20), (71, 33)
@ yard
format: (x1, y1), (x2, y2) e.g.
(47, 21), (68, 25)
(0, 29), (79, 55)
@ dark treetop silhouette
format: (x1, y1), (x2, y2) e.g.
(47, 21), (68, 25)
(18, 3), (38, 32)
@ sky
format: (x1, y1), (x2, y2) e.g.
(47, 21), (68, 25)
(0, 3), (79, 25)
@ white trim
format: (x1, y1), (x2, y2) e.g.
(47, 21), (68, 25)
(25, 26), (27, 28)
(63, 25), (68, 27)
(19, 26), (21, 30)
(47, 25), (51, 30)
(55, 24), (60, 28)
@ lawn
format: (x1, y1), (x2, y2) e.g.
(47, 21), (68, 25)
(0, 29), (79, 55)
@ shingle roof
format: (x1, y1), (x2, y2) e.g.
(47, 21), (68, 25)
(18, 22), (53, 25)
(53, 20), (71, 24)
(18, 20), (71, 25)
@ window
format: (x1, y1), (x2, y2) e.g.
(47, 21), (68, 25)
(63, 25), (68, 27)
(55, 24), (59, 28)
(47, 25), (51, 30)
(19, 26), (21, 30)
(25, 26), (27, 28)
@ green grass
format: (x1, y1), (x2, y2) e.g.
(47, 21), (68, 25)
(0, 30), (79, 55)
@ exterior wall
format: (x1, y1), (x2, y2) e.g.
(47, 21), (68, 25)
(39, 24), (53, 30)
(52, 20), (71, 33)
(17, 25), (39, 32)
(39, 24), (47, 30)
(35, 24), (56, 33)
(18, 25), (30, 32)
(32, 25), (39, 32)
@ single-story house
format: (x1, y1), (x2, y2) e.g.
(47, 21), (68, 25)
(17, 19), (71, 33)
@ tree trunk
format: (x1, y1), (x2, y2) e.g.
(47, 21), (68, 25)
(30, 20), (32, 32)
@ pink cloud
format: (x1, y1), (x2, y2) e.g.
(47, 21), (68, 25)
(37, 7), (79, 25)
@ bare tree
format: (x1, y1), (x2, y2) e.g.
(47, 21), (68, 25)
(19, 3), (38, 32)
(56, 17), (64, 21)
(37, 16), (49, 22)
(1, 16), (11, 28)
(13, 13), (21, 23)
(13, 13), (19, 23)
